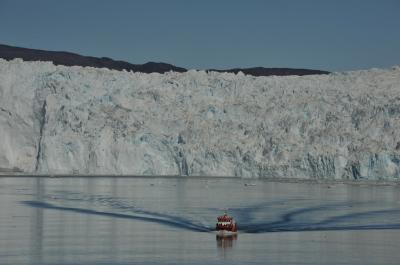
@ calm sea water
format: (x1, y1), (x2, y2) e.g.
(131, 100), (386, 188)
(0, 177), (399, 265)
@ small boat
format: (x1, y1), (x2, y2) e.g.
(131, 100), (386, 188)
(216, 212), (237, 235)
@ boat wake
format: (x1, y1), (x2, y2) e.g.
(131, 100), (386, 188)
(22, 194), (400, 234)
(22, 200), (212, 232)
(230, 202), (400, 233)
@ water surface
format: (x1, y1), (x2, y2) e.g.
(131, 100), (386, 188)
(0, 177), (399, 265)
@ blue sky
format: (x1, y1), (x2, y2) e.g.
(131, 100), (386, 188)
(0, 0), (399, 71)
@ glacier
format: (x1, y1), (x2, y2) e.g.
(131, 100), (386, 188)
(0, 58), (400, 180)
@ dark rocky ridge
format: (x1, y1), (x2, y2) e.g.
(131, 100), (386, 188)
(208, 67), (330, 77)
(0, 44), (329, 76)
(0, 44), (186, 74)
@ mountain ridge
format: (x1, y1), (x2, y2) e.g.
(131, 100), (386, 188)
(0, 44), (329, 76)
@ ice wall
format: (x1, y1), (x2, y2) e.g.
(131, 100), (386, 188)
(1, 59), (400, 180)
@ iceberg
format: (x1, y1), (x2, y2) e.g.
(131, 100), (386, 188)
(1, 59), (400, 180)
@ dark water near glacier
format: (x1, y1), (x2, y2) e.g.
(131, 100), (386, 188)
(0, 177), (400, 265)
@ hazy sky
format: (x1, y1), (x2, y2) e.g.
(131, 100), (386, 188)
(0, 0), (399, 71)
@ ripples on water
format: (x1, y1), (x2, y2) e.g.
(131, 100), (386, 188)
(22, 198), (400, 234)
(1, 177), (400, 265)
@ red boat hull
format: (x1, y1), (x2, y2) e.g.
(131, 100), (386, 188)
(216, 229), (238, 236)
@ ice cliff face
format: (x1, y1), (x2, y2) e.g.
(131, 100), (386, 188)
(1, 58), (400, 180)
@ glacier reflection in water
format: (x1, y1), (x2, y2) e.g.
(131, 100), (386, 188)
(0, 177), (400, 265)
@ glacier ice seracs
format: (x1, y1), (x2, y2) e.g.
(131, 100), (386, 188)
(1, 58), (400, 180)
